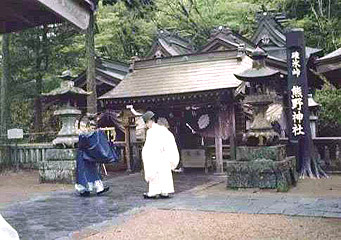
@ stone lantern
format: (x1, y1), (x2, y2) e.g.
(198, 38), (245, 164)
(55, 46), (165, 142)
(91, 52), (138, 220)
(225, 47), (297, 189)
(308, 94), (320, 138)
(39, 71), (91, 183)
(234, 47), (280, 146)
(42, 71), (91, 148)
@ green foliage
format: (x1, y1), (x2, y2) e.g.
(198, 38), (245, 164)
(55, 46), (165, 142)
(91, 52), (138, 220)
(5, 23), (86, 133)
(277, 0), (341, 52)
(276, 181), (289, 192)
(315, 88), (341, 137)
(9, 99), (33, 132)
(155, 0), (259, 47)
(96, 1), (156, 61)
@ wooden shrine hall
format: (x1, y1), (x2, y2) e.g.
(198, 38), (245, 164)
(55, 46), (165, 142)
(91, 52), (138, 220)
(100, 49), (253, 173)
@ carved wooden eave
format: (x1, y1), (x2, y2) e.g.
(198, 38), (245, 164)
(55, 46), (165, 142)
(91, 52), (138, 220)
(101, 89), (234, 110)
(99, 50), (252, 110)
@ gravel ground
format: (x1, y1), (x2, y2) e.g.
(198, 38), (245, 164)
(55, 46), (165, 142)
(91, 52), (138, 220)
(1, 170), (340, 240)
(82, 176), (341, 240)
(83, 209), (341, 240)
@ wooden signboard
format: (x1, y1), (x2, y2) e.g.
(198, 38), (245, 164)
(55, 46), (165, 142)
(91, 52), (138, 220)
(286, 29), (312, 170)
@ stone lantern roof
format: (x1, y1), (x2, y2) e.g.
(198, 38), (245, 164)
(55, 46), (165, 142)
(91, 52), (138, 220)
(234, 46), (279, 82)
(42, 81), (91, 98)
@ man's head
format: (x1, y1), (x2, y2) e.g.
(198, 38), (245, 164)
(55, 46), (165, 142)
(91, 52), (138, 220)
(142, 111), (155, 129)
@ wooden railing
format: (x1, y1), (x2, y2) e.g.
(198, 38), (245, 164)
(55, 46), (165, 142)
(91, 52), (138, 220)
(313, 137), (341, 173)
(280, 137), (341, 173)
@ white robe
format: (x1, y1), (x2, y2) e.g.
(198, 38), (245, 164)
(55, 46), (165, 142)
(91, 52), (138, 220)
(0, 214), (20, 240)
(142, 123), (179, 195)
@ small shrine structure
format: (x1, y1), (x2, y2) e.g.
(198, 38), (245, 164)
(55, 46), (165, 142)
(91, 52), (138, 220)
(100, 49), (253, 173)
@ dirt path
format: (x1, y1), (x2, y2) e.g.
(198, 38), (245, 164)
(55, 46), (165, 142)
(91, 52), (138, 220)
(0, 170), (73, 208)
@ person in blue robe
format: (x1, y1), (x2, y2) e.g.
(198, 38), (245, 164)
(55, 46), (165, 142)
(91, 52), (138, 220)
(75, 130), (118, 197)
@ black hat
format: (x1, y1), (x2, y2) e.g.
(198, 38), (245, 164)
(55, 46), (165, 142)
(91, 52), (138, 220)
(142, 111), (155, 123)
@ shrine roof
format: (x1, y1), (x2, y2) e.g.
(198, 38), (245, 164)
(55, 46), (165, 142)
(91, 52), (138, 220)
(315, 48), (341, 88)
(73, 58), (129, 95)
(319, 48), (341, 60)
(200, 27), (256, 53)
(99, 50), (252, 101)
(263, 46), (322, 61)
(0, 0), (94, 33)
(251, 11), (322, 60)
(146, 30), (194, 59)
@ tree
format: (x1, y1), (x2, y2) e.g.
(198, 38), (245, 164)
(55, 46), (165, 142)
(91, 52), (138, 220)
(264, 0), (341, 53)
(155, 0), (260, 48)
(7, 23), (85, 135)
(0, 34), (10, 141)
(96, 1), (156, 61)
(315, 87), (341, 137)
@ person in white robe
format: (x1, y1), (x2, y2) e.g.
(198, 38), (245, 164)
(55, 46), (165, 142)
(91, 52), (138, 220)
(0, 214), (20, 240)
(141, 111), (179, 199)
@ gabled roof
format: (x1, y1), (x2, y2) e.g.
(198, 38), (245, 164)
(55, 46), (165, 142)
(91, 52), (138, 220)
(145, 30), (194, 59)
(200, 27), (256, 53)
(251, 12), (286, 48)
(100, 50), (252, 102)
(73, 58), (129, 96)
(319, 48), (341, 60)
(251, 11), (322, 60)
(315, 48), (341, 88)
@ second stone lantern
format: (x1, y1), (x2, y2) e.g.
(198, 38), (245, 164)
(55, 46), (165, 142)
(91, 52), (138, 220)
(42, 71), (91, 148)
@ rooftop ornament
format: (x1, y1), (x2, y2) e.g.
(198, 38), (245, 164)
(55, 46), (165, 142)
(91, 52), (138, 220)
(42, 70), (91, 148)
(234, 46), (281, 146)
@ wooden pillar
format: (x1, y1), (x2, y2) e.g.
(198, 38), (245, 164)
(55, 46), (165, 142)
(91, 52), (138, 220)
(123, 110), (135, 173)
(215, 109), (223, 174)
(229, 103), (236, 160)
(86, 12), (97, 114)
(129, 117), (141, 172)
(124, 125), (132, 172)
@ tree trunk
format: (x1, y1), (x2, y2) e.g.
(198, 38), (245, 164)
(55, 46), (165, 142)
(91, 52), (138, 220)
(1, 34), (10, 142)
(34, 78), (43, 135)
(34, 25), (49, 138)
(86, 12), (97, 115)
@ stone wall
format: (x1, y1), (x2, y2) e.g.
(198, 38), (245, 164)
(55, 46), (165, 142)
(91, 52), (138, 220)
(226, 145), (297, 190)
(39, 148), (77, 184)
